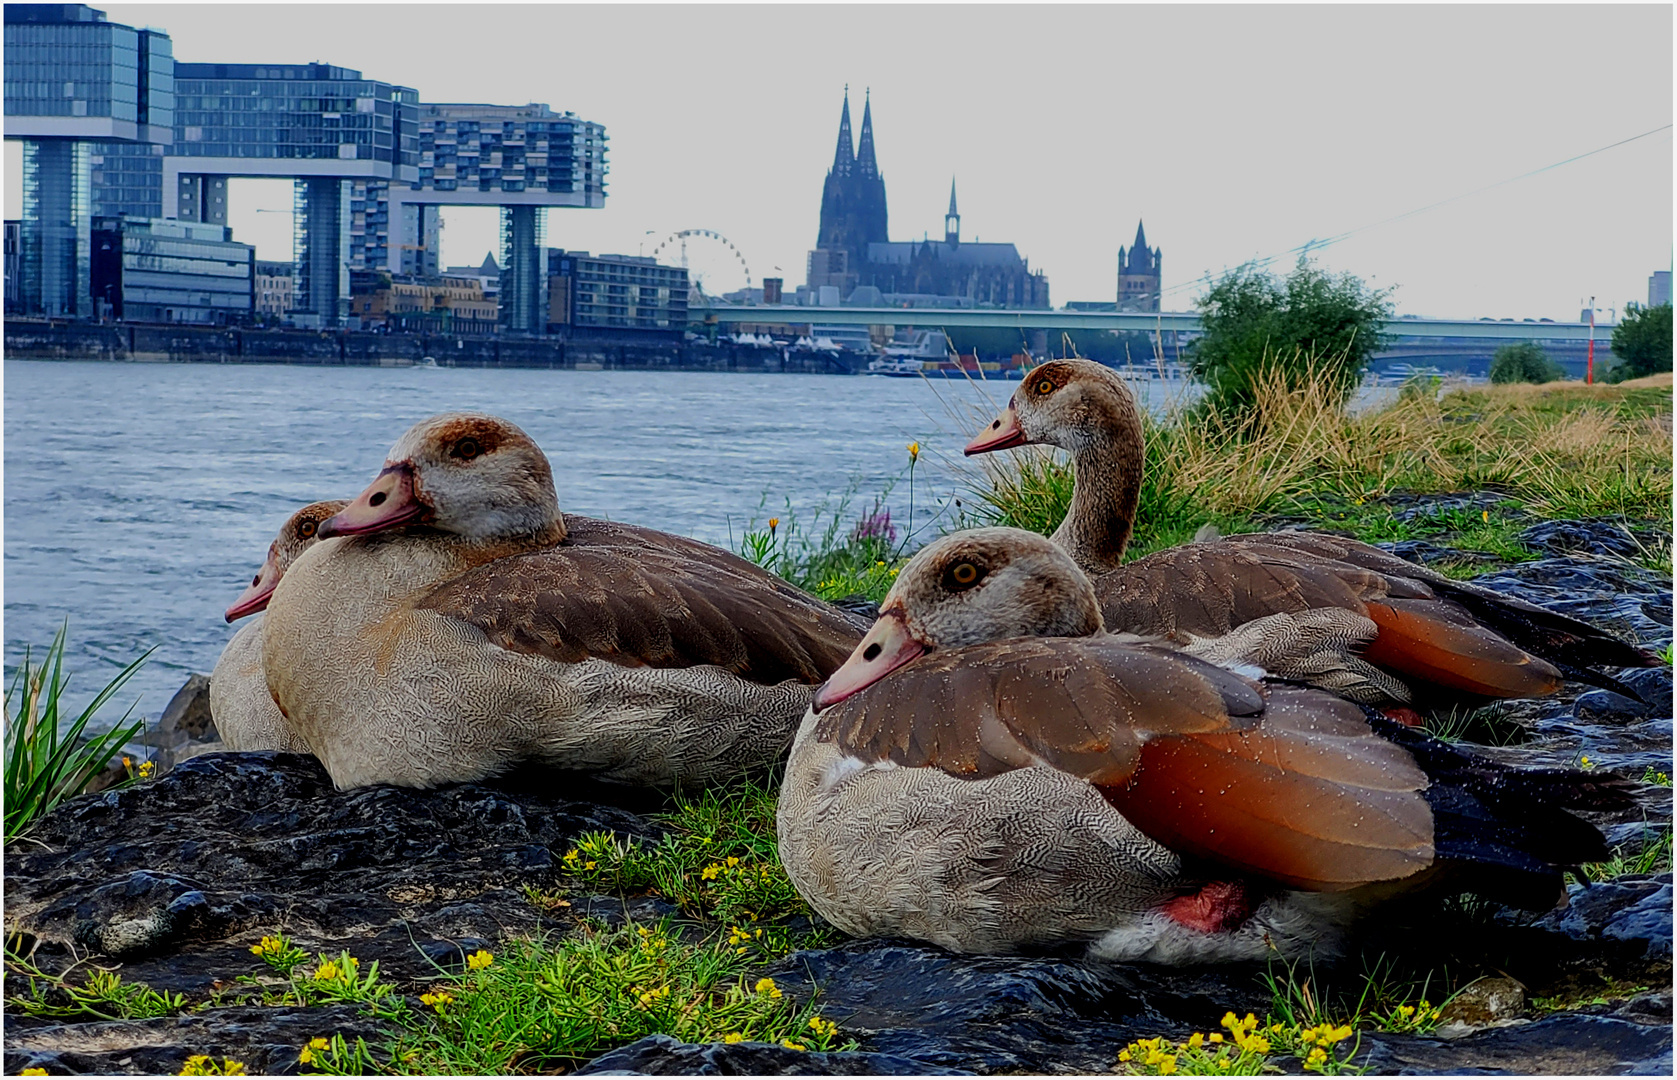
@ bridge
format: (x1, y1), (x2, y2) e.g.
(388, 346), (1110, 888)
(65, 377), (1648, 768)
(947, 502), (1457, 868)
(698, 306), (1615, 343)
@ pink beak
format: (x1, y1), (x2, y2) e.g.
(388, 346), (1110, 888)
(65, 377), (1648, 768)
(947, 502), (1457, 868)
(317, 463), (426, 538)
(964, 403), (1029, 455)
(813, 607), (927, 710)
(225, 548), (280, 622)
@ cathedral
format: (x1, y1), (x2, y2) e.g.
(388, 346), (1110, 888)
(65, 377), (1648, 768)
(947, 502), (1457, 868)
(1116, 220), (1162, 312)
(805, 90), (1049, 309)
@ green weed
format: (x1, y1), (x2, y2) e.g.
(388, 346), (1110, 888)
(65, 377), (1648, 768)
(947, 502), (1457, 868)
(4, 949), (187, 1022)
(304, 923), (853, 1075)
(4, 624), (154, 841)
(1575, 826), (1674, 882)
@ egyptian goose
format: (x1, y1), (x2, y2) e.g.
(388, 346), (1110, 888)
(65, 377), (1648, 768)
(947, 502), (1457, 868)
(778, 528), (1625, 960)
(260, 413), (864, 790)
(211, 500), (347, 753)
(964, 359), (1658, 706)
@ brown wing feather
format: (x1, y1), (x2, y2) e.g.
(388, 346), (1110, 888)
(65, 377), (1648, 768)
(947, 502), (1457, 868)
(416, 514), (862, 685)
(1094, 542), (1388, 640)
(816, 638), (1435, 891)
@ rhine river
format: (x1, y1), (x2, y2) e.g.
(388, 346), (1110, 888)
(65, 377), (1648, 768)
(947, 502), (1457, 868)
(6, 359), (1210, 723)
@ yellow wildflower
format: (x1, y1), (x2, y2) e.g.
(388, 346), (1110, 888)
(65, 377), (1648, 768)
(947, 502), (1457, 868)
(781, 1040), (806, 1051)
(467, 949), (494, 970)
(769, 518), (780, 534)
(563, 848), (580, 863)
(754, 977), (782, 999)
(1580, 755), (1594, 769)
(420, 991), (454, 1011)
(22, 1071), (48, 1076)
(701, 864), (721, 881)
(309, 1038), (328, 1050)
(1117, 1048), (1132, 1062)
(726, 856), (741, 867)
(298, 1047), (315, 1065)
(138, 760), (155, 779)
(1482, 509), (1490, 523)
(1208, 1033), (1223, 1043)
(1186, 1032), (1203, 1048)
(312, 961), (339, 982)
(723, 1033), (745, 1044)
(907, 441), (920, 461)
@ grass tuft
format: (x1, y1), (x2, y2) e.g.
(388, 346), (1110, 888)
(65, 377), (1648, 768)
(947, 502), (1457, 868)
(4, 624), (154, 841)
(964, 366), (1672, 557)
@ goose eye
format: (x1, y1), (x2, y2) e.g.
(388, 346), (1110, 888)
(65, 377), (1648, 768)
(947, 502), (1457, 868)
(944, 561), (985, 591)
(451, 437), (482, 461)
(298, 520), (317, 538)
(251, 573), (262, 587)
(1034, 378), (1055, 396)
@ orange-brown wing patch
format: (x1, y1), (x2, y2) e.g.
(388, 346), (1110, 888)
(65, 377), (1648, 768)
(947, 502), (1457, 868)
(1362, 599), (1561, 699)
(1102, 726), (1435, 890)
(417, 515), (862, 685)
(818, 640), (1437, 893)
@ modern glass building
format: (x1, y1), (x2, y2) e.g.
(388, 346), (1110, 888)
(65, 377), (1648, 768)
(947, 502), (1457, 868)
(13, 7), (609, 331)
(90, 215), (254, 324)
(4, 4), (173, 316)
(547, 249), (688, 333)
(166, 61), (419, 324)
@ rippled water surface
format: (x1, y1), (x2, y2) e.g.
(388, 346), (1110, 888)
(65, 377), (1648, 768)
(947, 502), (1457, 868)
(5, 359), (1211, 721)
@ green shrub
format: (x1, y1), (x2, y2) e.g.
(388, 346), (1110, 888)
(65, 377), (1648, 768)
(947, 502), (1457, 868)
(1608, 302), (1672, 382)
(4, 625), (152, 841)
(1187, 257), (1394, 416)
(1489, 342), (1564, 384)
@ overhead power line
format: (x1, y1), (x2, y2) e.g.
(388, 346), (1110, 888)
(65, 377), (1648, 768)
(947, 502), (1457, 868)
(1163, 121), (1674, 299)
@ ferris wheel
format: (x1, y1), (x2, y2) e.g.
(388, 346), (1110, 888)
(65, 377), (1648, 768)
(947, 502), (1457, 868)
(649, 229), (753, 301)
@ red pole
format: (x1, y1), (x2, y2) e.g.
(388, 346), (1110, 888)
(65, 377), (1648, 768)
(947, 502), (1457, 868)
(1586, 295), (1595, 384)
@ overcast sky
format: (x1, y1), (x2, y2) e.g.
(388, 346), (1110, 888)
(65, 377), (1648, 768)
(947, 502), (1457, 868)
(9, 3), (1673, 319)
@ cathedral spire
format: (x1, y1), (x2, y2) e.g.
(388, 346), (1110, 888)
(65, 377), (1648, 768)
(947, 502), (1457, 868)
(831, 86), (854, 176)
(1133, 219), (1148, 251)
(945, 177), (960, 245)
(856, 88), (880, 179)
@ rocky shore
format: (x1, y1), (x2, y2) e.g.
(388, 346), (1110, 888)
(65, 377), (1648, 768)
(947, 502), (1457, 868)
(5, 509), (1671, 1076)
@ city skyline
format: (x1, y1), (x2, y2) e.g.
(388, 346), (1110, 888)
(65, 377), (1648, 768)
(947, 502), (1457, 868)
(6, 3), (1670, 320)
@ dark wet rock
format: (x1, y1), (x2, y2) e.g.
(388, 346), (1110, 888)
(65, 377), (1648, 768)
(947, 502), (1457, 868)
(1532, 875), (1672, 964)
(759, 941), (1267, 1075)
(1, 1003), (387, 1077)
(1435, 976), (1526, 1027)
(5, 752), (660, 996)
(1620, 667), (1674, 709)
(1471, 558), (1673, 653)
(576, 1033), (971, 1075)
(1386, 491), (1519, 522)
(1518, 518), (1658, 560)
(1575, 689), (1655, 723)
(1355, 1012), (1672, 1074)
(158, 673), (216, 742)
(1378, 539), (1502, 568)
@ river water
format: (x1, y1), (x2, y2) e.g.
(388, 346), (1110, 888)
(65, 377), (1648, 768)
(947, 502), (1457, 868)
(5, 359), (1212, 723)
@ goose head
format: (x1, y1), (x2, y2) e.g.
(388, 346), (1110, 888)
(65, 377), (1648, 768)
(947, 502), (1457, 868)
(318, 413), (564, 546)
(225, 499), (350, 622)
(814, 527), (1103, 709)
(964, 358), (1142, 456)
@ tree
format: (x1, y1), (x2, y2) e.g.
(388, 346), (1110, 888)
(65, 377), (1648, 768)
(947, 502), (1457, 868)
(1607, 302), (1672, 382)
(1489, 342), (1564, 384)
(1187, 257), (1394, 415)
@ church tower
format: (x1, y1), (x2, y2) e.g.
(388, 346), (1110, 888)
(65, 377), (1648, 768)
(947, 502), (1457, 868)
(945, 178), (960, 245)
(809, 87), (889, 293)
(1116, 219), (1162, 312)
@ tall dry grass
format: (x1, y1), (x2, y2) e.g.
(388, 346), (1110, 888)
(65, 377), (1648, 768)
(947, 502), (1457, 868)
(967, 365), (1673, 555)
